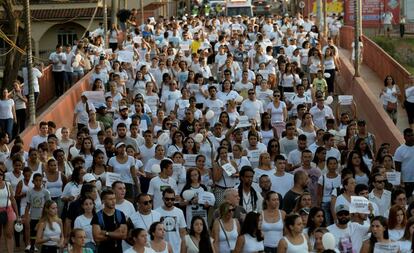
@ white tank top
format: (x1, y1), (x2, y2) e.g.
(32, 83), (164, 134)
(0, 182), (11, 208)
(151, 241), (169, 253)
(260, 129), (274, 146)
(219, 219), (238, 253)
(88, 123), (102, 146)
(42, 221), (61, 246)
(45, 172), (63, 198)
(284, 234), (309, 253)
(262, 210), (284, 248)
(324, 57), (335, 70)
(242, 234), (264, 253)
(20, 179), (34, 215)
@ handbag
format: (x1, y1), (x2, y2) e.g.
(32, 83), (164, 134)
(0, 182), (9, 225)
(386, 101), (397, 112)
(219, 220), (234, 253)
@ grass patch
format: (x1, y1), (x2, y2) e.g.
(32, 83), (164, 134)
(371, 36), (414, 74)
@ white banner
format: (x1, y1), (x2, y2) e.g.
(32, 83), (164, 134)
(350, 196), (369, 214)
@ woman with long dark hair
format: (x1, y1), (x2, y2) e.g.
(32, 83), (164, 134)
(89, 149), (107, 189)
(78, 136), (95, 169)
(398, 216), (414, 253)
(180, 168), (209, 225)
(360, 216), (394, 253)
(73, 197), (96, 251)
(381, 75), (401, 124)
(305, 207), (326, 248)
(260, 112), (278, 146)
(233, 212), (264, 253)
(181, 216), (215, 253)
(0, 88), (16, 139)
(346, 150), (370, 186)
(354, 138), (374, 171)
(388, 204), (408, 241)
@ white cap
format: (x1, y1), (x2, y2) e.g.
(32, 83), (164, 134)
(83, 173), (97, 183)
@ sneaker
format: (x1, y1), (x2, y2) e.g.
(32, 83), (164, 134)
(25, 245), (31, 252)
(34, 247), (39, 252)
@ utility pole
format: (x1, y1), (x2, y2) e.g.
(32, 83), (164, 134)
(323, 0), (327, 37)
(316, 0), (323, 32)
(354, 0), (362, 77)
(141, 0), (144, 25)
(111, 0), (118, 26)
(23, 0), (36, 125)
(103, 0), (108, 48)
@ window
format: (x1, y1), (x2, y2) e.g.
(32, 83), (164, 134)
(57, 28), (78, 46)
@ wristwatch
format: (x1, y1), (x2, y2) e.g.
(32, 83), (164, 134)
(105, 231), (109, 237)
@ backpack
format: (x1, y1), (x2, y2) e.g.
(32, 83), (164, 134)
(96, 209), (123, 230)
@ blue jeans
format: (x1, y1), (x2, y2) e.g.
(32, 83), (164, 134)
(0, 118), (13, 140)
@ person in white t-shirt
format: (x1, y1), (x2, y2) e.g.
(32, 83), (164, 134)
(29, 121), (49, 149)
(124, 228), (155, 253)
(148, 159), (178, 209)
(240, 89), (264, 125)
(49, 44), (67, 96)
(154, 188), (187, 253)
(327, 205), (370, 252)
(127, 193), (161, 233)
(112, 181), (136, 219)
(270, 155), (294, 198)
(22, 65), (43, 104)
(394, 128), (414, 195)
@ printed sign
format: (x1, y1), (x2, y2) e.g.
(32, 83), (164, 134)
(82, 91), (105, 106)
(106, 172), (121, 187)
(350, 196), (370, 214)
(338, 95), (353, 105)
(184, 154), (197, 167)
(221, 162), (237, 176)
(386, 171), (401, 186)
(198, 191), (216, 206)
(374, 242), (399, 253)
(117, 50), (134, 63)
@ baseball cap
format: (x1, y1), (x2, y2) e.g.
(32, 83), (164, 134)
(119, 105), (128, 111)
(299, 207), (310, 215)
(335, 204), (350, 214)
(83, 173), (97, 183)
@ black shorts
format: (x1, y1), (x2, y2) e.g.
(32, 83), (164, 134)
(30, 219), (39, 239)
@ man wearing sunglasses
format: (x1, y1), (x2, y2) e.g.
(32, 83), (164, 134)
(368, 173), (391, 217)
(155, 187), (187, 253)
(126, 193), (161, 237)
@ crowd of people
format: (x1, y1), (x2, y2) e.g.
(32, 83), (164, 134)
(0, 10), (414, 253)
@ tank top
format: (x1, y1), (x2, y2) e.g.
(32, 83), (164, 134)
(42, 221), (62, 246)
(45, 172), (63, 198)
(262, 210), (284, 248)
(88, 123), (102, 146)
(219, 219), (238, 253)
(260, 129), (274, 146)
(242, 234), (264, 253)
(151, 241), (169, 253)
(284, 234), (309, 253)
(20, 179), (34, 215)
(324, 57), (335, 70)
(0, 182), (11, 207)
(268, 102), (286, 124)
(183, 234), (200, 253)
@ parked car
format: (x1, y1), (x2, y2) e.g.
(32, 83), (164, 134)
(252, 0), (271, 16)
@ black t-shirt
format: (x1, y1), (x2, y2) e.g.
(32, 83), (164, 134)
(67, 198), (82, 227)
(91, 209), (126, 253)
(179, 119), (195, 136)
(282, 190), (301, 214)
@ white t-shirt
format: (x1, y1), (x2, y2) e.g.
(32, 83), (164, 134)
(394, 144), (414, 182)
(74, 101), (96, 125)
(266, 101), (287, 124)
(108, 156), (136, 184)
(327, 221), (370, 252)
(74, 215), (94, 244)
(30, 135), (48, 149)
(115, 199), (136, 219)
(148, 176), (178, 209)
(129, 210), (162, 231)
(270, 173), (294, 197)
(240, 99), (264, 124)
(0, 99), (14, 119)
(309, 105), (334, 130)
(123, 247), (155, 253)
(139, 144), (155, 168)
(23, 67), (42, 95)
(49, 52), (66, 72)
(154, 206), (187, 253)
(317, 174), (341, 202)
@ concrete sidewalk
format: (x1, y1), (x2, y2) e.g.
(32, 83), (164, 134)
(339, 48), (410, 133)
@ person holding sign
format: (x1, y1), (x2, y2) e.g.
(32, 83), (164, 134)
(360, 216), (399, 253)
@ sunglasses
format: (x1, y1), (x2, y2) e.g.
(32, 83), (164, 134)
(164, 197), (175, 202)
(142, 200), (153, 205)
(274, 94), (280, 97)
(248, 92), (255, 95)
(229, 208), (235, 212)
(375, 180), (386, 184)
